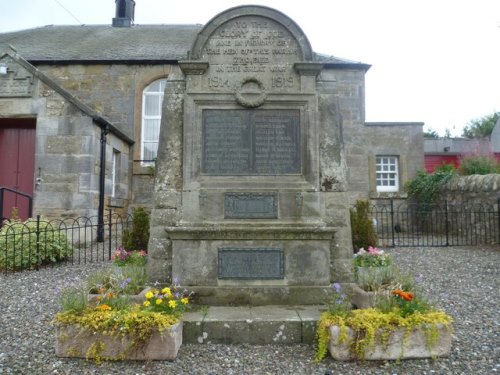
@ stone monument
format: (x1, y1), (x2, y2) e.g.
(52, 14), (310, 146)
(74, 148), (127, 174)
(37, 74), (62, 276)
(148, 5), (354, 305)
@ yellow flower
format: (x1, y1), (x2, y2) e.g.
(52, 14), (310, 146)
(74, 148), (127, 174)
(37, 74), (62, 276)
(181, 297), (189, 305)
(96, 304), (111, 311)
(168, 300), (177, 308)
(145, 291), (154, 300)
(161, 287), (171, 295)
(143, 300), (151, 307)
(155, 298), (163, 305)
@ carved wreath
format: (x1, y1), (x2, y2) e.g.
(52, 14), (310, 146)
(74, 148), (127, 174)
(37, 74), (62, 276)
(235, 76), (267, 108)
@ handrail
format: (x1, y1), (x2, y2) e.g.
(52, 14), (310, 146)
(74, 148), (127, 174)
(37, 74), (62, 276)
(0, 186), (33, 223)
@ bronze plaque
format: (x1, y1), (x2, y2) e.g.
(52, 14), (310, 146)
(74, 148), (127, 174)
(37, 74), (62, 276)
(225, 192), (278, 219)
(202, 109), (300, 175)
(218, 248), (284, 279)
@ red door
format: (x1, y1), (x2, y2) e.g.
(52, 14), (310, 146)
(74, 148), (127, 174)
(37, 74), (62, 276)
(0, 118), (36, 221)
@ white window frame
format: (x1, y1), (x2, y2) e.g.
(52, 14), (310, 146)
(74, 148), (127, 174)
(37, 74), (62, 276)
(376, 156), (399, 192)
(141, 78), (167, 164)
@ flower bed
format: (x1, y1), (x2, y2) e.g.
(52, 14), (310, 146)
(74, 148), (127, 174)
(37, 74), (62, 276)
(316, 274), (453, 362)
(321, 309), (452, 361)
(55, 316), (182, 361)
(54, 269), (192, 362)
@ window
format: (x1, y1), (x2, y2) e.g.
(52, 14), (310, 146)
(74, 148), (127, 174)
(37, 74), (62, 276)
(141, 78), (166, 163)
(376, 156), (399, 192)
(111, 149), (121, 198)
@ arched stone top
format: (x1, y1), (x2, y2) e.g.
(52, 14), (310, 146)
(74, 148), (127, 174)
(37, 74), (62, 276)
(189, 5), (313, 61)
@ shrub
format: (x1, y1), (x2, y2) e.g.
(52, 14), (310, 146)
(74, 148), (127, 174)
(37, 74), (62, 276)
(0, 218), (73, 271)
(122, 207), (150, 252)
(112, 247), (147, 267)
(350, 200), (377, 251)
(459, 154), (500, 175)
(405, 164), (456, 206)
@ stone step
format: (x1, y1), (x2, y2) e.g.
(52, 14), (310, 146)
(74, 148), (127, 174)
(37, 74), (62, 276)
(183, 305), (324, 345)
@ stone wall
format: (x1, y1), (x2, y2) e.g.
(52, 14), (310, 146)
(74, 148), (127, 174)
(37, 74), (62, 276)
(0, 54), (132, 219)
(38, 64), (175, 209)
(440, 174), (500, 205)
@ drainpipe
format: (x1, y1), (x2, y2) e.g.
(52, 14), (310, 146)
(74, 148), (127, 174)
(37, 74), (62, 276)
(97, 125), (108, 242)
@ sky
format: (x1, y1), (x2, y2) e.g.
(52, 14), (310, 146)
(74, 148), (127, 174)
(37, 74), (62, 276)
(1, 0), (499, 136)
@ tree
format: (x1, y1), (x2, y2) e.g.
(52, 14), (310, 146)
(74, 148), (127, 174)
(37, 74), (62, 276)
(423, 128), (439, 138)
(462, 112), (499, 139)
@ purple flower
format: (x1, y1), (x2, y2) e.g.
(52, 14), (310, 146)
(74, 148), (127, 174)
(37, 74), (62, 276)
(332, 283), (342, 293)
(415, 274), (423, 283)
(120, 277), (132, 289)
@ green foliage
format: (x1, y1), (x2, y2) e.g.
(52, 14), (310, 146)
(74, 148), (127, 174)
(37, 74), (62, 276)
(325, 283), (351, 317)
(112, 247), (147, 267)
(122, 207), (150, 252)
(459, 154), (500, 175)
(87, 265), (147, 296)
(404, 164), (457, 206)
(59, 286), (88, 313)
(423, 128), (439, 139)
(315, 308), (452, 361)
(350, 200), (377, 251)
(0, 218), (73, 271)
(462, 112), (499, 138)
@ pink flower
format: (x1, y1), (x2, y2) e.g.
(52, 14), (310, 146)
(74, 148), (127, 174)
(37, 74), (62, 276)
(368, 246), (383, 255)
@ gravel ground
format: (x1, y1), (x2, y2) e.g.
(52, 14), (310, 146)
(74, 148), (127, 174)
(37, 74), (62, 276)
(0, 246), (499, 375)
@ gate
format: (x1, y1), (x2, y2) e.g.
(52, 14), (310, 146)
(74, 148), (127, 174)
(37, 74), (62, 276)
(371, 199), (500, 247)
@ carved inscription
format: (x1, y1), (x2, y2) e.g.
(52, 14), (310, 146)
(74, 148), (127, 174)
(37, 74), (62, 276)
(218, 248), (284, 279)
(202, 109), (300, 175)
(202, 16), (299, 90)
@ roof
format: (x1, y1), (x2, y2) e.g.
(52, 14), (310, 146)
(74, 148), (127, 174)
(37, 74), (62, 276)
(0, 25), (202, 62)
(0, 24), (369, 69)
(1, 50), (134, 145)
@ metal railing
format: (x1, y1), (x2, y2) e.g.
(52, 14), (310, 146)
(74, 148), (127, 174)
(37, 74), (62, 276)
(371, 199), (500, 247)
(0, 210), (131, 273)
(0, 186), (33, 224)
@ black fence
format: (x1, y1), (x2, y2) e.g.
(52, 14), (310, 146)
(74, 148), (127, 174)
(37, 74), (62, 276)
(372, 199), (500, 247)
(0, 210), (131, 273)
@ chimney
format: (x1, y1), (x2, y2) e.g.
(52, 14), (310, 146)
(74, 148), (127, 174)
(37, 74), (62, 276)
(112, 0), (135, 27)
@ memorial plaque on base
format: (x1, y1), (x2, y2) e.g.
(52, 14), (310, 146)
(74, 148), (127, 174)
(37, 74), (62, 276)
(225, 192), (278, 219)
(218, 248), (284, 279)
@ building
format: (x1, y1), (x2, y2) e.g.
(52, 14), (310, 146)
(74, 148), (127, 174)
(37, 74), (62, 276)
(424, 120), (500, 173)
(0, 0), (423, 221)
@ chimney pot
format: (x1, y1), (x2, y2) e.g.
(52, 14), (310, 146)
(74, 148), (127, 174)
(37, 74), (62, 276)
(112, 0), (135, 27)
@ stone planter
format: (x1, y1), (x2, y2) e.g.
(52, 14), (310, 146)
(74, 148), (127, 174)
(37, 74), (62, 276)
(328, 323), (451, 360)
(55, 321), (183, 361)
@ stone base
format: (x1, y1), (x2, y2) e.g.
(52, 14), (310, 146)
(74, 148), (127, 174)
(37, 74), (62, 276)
(328, 324), (452, 360)
(188, 285), (331, 306)
(55, 322), (182, 361)
(183, 305), (323, 344)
